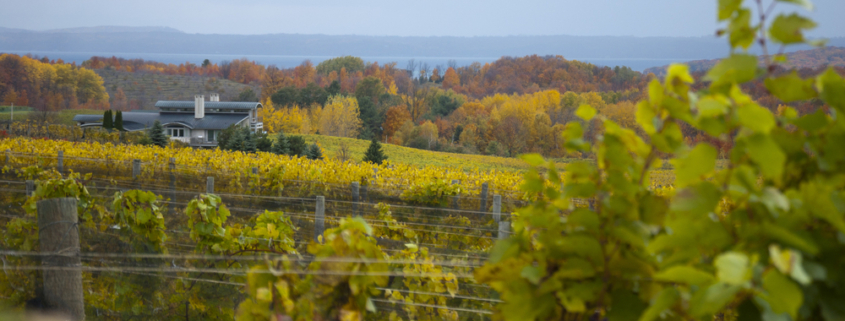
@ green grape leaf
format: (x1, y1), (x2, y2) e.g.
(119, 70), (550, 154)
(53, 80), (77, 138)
(576, 104), (597, 121)
(761, 270), (803, 319)
(776, 0), (814, 10)
(639, 288), (679, 321)
(670, 182), (722, 216)
(608, 290), (647, 321)
(736, 104), (776, 133)
(715, 252), (751, 285)
(791, 109), (829, 132)
(729, 9), (756, 50)
(719, 0), (743, 20)
(764, 71), (818, 102)
(673, 143), (717, 188)
(697, 96), (729, 117)
(654, 265), (716, 287)
(746, 134), (786, 179)
(816, 68), (845, 112)
(705, 54), (758, 86)
(769, 13), (817, 45)
(521, 266), (543, 284)
(636, 100), (658, 135)
(690, 283), (742, 318)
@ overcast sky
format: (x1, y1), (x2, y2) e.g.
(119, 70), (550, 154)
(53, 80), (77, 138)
(2, 0), (844, 37)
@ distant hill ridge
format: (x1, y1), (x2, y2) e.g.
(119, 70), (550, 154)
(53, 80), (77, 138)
(643, 46), (845, 76)
(2, 26), (843, 60)
(42, 26), (183, 34)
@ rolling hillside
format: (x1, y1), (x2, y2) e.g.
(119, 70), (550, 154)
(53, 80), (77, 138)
(644, 46), (845, 76)
(96, 69), (259, 109)
(299, 134), (571, 172)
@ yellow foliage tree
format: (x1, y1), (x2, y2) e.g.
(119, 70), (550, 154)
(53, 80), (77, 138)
(319, 95), (362, 138)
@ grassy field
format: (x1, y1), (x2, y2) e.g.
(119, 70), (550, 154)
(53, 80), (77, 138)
(0, 108), (103, 126)
(300, 134), (572, 172)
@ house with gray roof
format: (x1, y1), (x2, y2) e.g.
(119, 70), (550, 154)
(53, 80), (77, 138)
(73, 94), (263, 147)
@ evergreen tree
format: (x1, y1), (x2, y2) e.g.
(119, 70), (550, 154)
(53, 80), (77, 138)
(103, 110), (113, 130)
(363, 138), (388, 165)
(288, 136), (307, 157)
(217, 125), (239, 150)
(242, 127), (257, 153)
(114, 110), (124, 131)
(272, 131), (290, 155)
(306, 143), (323, 160)
(255, 132), (273, 152)
(147, 120), (168, 147)
(227, 128), (245, 151)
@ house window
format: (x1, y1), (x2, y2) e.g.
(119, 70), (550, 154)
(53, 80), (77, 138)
(208, 130), (216, 141)
(166, 128), (185, 137)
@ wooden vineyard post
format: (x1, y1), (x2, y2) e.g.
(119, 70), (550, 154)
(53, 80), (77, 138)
(207, 177), (214, 194)
(494, 195), (510, 239)
(252, 167), (259, 194)
(479, 182), (489, 213)
(37, 197), (85, 321)
(5, 149), (9, 166)
(492, 195), (502, 223)
(351, 182), (360, 216)
(57, 150), (64, 176)
(132, 159), (141, 179)
(451, 179), (460, 210)
(498, 221), (511, 240)
(169, 158), (176, 191)
(26, 180), (34, 197)
(314, 196), (325, 242)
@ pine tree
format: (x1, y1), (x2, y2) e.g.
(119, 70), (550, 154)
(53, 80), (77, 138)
(272, 131), (290, 155)
(288, 136), (307, 157)
(363, 138), (388, 165)
(147, 120), (168, 147)
(103, 110), (113, 130)
(243, 127), (257, 153)
(114, 110), (124, 131)
(306, 143), (323, 160)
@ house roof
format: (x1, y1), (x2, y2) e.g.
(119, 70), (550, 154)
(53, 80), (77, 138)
(73, 112), (249, 131)
(155, 101), (261, 110)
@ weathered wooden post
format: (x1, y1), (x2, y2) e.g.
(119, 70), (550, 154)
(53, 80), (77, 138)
(492, 195), (502, 223)
(26, 180), (34, 197)
(314, 196), (325, 242)
(351, 182), (360, 216)
(207, 177), (214, 194)
(38, 197), (85, 321)
(57, 150), (64, 175)
(451, 179), (460, 210)
(498, 220), (511, 240)
(132, 159), (141, 180)
(361, 184), (369, 204)
(252, 167), (258, 175)
(479, 182), (489, 213)
(169, 158), (176, 191)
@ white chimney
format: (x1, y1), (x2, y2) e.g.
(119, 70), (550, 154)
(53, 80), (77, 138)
(195, 95), (205, 119)
(210, 93), (219, 102)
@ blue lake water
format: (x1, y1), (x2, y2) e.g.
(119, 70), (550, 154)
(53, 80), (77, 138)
(1, 50), (687, 72)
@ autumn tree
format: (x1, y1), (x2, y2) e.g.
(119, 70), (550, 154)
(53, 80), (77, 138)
(442, 67), (460, 90)
(2, 88), (18, 106)
(382, 105), (411, 142)
(319, 95), (362, 138)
